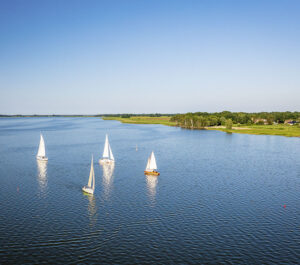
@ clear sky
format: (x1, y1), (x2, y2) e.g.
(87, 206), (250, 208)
(0, 0), (299, 114)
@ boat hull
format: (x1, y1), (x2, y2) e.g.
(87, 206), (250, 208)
(99, 159), (115, 165)
(144, 170), (160, 176)
(82, 186), (94, 194)
(36, 156), (48, 161)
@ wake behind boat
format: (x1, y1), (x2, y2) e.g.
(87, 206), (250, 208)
(144, 151), (160, 176)
(82, 156), (95, 195)
(99, 134), (115, 164)
(36, 134), (48, 161)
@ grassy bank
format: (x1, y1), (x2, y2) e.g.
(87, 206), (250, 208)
(207, 124), (300, 137)
(102, 116), (177, 126)
(102, 116), (300, 137)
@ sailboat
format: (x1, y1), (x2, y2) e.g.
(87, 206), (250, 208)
(36, 134), (48, 161)
(82, 156), (95, 195)
(99, 134), (115, 164)
(144, 151), (160, 176)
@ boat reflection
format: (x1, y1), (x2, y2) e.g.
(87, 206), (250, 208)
(146, 174), (158, 201)
(84, 194), (97, 228)
(102, 163), (115, 199)
(36, 160), (48, 196)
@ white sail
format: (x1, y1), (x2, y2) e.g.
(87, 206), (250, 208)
(92, 164), (95, 190)
(88, 156), (95, 191)
(149, 151), (157, 170)
(37, 134), (46, 157)
(102, 135), (109, 158)
(145, 157), (151, 171)
(108, 145), (114, 160)
(102, 134), (114, 161)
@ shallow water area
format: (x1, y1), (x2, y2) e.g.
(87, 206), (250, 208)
(0, 117), (299, 264)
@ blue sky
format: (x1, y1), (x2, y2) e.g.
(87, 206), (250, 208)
(0, 0), (299, 114)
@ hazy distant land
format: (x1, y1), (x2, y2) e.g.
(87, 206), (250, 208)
(1, 112), (299, 137)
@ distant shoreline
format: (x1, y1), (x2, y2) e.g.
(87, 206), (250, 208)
(0, 115), (101, 118)
(103, 116), (300, 137)
(1, 115), (299, 137)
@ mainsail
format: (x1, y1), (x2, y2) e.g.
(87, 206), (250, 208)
(102, 135), (109, 158)
(145, 157), (150, 171)
(88, 156), (95, 190)
(37, 134), (46, 157)
(109, 146), (114, 160)
(149, 151), (157, 170)
(102, 134), (114, 160)
(146, 152), (157, 171)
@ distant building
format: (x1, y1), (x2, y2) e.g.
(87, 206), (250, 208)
(252, 118), (268, 125)
(284, 119), (296, 125)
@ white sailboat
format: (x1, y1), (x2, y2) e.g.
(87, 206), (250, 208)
(36, 134), (48, 161)
(82, 156), (95, 195)
(99, 134), (115, 164)
(144, 151), (160, 176)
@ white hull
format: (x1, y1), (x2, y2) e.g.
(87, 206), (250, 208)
(99, 158), (115, 165)
(82, 186), (94, 194)
(36, 156), (48, 161)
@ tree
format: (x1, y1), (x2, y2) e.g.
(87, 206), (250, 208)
(225, 119), (233, 129)
(121, 114), (131, 118)
(266, 116), (274, 125)
(220, 117), (226, 126)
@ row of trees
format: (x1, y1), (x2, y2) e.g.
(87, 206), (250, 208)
(170, 111), (300, 129)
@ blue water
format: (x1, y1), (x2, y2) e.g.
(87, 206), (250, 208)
(0, 117), (299, 264)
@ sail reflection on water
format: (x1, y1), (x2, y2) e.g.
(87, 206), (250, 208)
(102, 163), (115, 199)
(36, 160), (48, 196)
(85, 194), (97, 227)
(146, 174), (158, 200)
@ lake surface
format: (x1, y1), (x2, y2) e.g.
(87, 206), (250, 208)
(0, 117), (299, 264)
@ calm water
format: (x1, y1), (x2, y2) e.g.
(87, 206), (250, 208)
(0, 118), (299, 264)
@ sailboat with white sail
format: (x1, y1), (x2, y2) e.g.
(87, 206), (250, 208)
(99, 134), (115, 164)
(82, 156), (95, 195)
(144, 151), (160, 176)
(36, 134), (48, 161)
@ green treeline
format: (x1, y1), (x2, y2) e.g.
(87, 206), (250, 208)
(170, 111), (300, 129)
